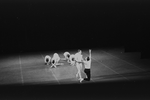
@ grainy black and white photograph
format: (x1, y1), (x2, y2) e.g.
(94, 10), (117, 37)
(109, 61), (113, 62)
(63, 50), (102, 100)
(0, 0), (150, 100)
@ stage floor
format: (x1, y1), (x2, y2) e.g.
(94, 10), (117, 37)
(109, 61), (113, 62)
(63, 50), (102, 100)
(0, 49), (150, 85)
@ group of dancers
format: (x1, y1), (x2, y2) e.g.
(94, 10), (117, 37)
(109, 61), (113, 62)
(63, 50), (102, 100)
(44, 49), (91, 83)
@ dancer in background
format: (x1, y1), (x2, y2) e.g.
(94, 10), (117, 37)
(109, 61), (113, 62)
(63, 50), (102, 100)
(69, 54), (76, 66)
(51, 53), (63, 68)
(44, 55), (51, 65)
(63, 52), (71, 63)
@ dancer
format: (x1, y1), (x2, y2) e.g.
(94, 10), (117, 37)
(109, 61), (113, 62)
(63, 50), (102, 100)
(51, 53), (63, 68)
(63, 52), (71, 63)
(69, 54), (76, 66)
(44, 55), (51, 65)
(74, 50), (84, 83)
(83, 49), (92, 81)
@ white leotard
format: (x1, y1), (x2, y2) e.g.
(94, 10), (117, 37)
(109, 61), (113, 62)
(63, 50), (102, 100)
(45, 55), (51, 63)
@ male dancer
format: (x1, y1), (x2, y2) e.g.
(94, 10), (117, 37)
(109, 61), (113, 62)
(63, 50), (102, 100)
(83, 49), (92, 81)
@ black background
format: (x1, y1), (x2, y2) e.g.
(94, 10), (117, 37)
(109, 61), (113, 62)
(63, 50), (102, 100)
(0, 0), (150, 57)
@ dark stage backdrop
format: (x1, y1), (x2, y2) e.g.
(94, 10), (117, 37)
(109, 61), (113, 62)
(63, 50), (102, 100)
(0, 0), (149, 56)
